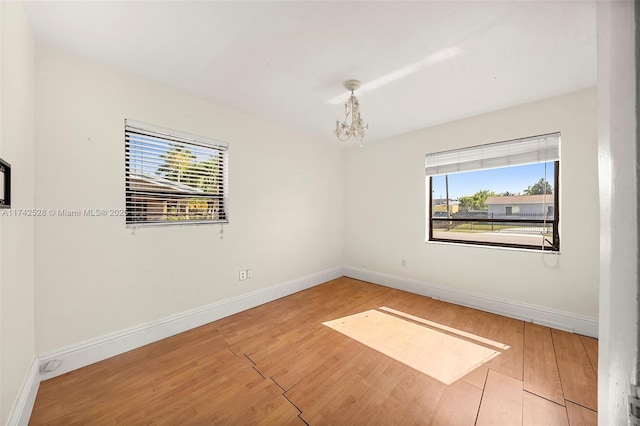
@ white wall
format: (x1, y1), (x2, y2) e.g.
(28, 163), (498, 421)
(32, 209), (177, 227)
(344, 88), (599, 323)
(34, 47), (343, 354)
(0, 1), (36, 424)
(597, 1), (638, 424)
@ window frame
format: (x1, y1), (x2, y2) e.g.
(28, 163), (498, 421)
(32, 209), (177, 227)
(0, 157), (11, 209)
(426, 135), (560, 252)
(125, 120), (229, 227)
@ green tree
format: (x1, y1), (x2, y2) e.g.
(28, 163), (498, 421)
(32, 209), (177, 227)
(188, 155), (222, 193)
(459, 189), (496, 211)
(186, 155), (225, 220)
(524, 178), (553, 195)
(157, 146), (225, 221)
(500, 191), (517, 196)
(157, 144), (196, 184)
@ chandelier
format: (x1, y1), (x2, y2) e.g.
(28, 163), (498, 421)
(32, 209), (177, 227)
(334, 80), (368, 144)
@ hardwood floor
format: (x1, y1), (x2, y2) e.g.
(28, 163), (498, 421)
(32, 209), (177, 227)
(30, 277), (598, 425)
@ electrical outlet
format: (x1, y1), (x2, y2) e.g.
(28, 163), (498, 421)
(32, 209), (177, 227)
(246, 269), (253, 279)
(239, 270), (247, 281)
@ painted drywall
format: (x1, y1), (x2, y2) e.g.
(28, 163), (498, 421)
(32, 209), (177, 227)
(0, 1), (36, 424)
(344, 88), (598, 321)
(597, 1), (638, 424)
(33, 46), (343, 354)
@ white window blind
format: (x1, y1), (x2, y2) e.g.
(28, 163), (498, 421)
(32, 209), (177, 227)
(125, 119), (228, 226)
(425, 133), (560, 176)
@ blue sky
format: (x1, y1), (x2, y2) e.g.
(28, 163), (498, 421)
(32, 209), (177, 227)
(430, 162), (555, 199)
(128, 134), (219, 176)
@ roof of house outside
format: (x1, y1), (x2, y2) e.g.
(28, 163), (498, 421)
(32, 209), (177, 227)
(433, 199), (460, 206)
(485, 194), (553, 205)
(129, 173), (206, 195)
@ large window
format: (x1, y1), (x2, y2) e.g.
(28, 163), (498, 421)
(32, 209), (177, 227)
(426, 133), (560, 251)
(125, 120), (228, 226)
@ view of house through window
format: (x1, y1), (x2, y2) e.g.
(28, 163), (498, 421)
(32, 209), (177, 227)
(426, 133), (560, 251)
(125, 120), (229, 226)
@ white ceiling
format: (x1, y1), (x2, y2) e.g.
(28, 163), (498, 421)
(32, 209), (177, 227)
(23, 1), (596, 144)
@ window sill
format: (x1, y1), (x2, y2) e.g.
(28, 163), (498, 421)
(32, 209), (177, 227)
(426, 239), (561, 255)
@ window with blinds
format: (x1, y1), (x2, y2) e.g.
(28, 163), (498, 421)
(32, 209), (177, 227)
(426, 133), (560, 251)
(125, 120), (228, 226)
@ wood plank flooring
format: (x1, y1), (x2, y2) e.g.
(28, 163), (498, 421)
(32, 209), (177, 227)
(30, 277), (598, 425)
(523, 323), (564, 405)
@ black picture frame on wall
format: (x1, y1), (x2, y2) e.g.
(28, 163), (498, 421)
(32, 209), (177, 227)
(0, 158), (11, 209)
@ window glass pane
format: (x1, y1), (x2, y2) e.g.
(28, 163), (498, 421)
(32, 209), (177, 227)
(429, 161), (558, 250)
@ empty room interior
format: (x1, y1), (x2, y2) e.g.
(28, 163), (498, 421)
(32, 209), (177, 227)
(1, 1), (637, 425)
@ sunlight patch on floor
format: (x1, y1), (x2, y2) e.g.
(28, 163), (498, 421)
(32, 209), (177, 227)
(379, 306), (510, 351)
(323, 309), (505, 385)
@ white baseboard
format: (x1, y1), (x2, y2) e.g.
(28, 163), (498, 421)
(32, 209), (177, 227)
(344, 266), (598, 338)
(39, 266), (344, 381)
(35, 263), (597, 386)
(6, 356), (40, 426)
